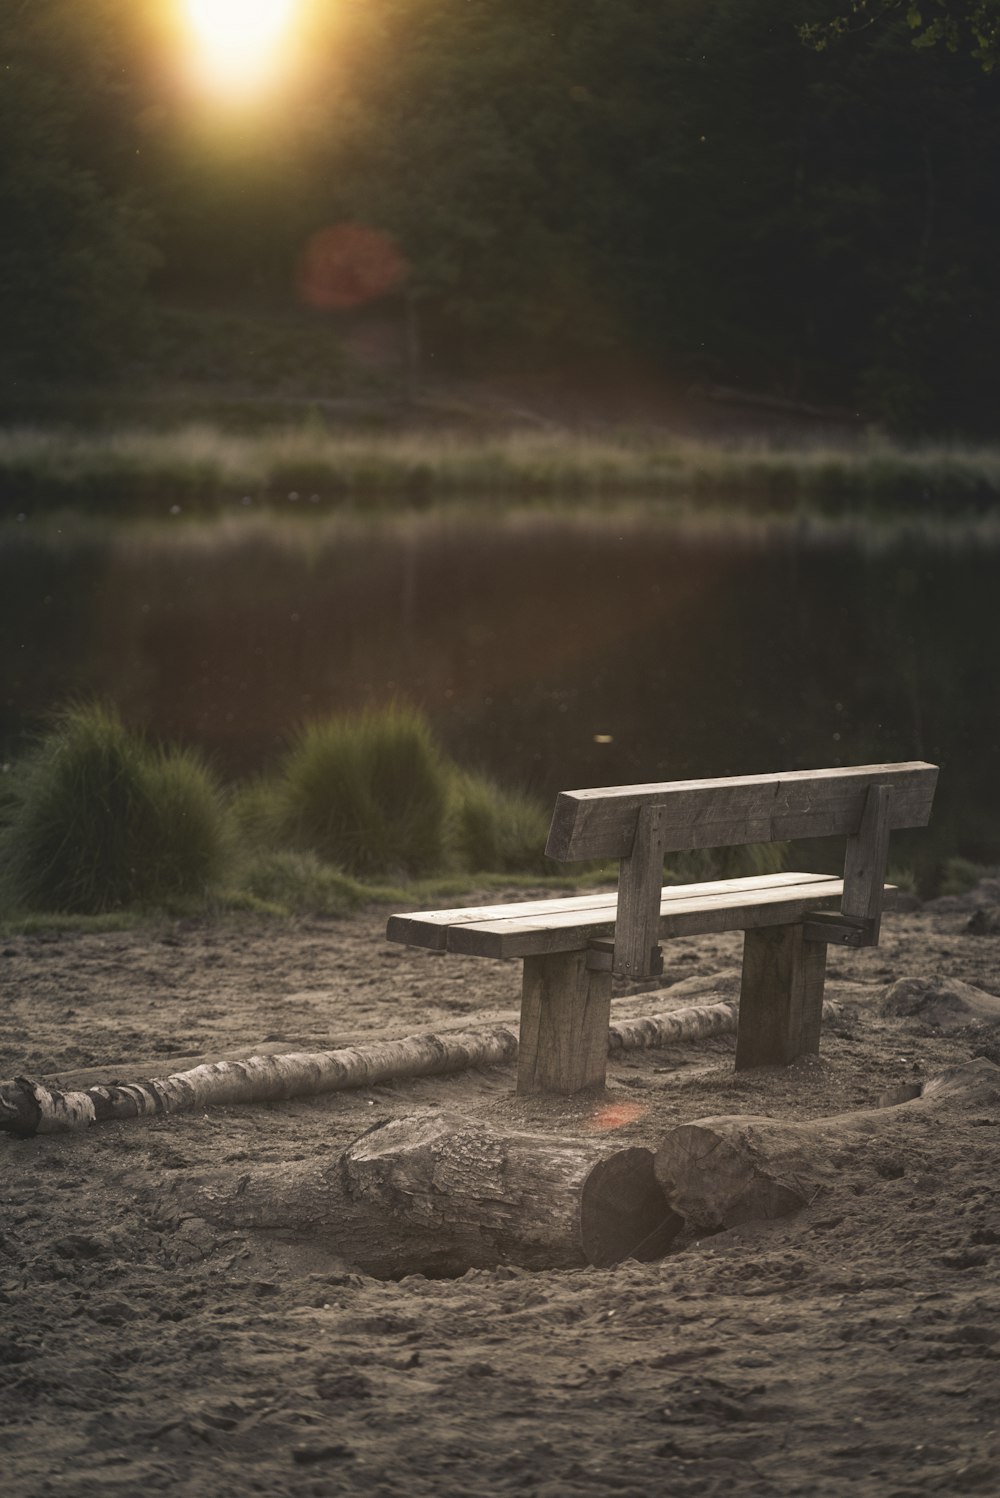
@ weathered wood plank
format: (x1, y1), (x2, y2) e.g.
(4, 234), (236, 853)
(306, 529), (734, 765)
(614, 804), (667, 980)
(734, 923), (828, 1069)
(445, 875), (849, 959)
(517, 951), (612, 1095)
(186, 1111), (679, 1274)
(386, 871), (837, 951)
(546, 762), (938, 862)
(655, 1060), (1000, 1232)
(841, 782), (892, 945)
(386, 889), (625, 950)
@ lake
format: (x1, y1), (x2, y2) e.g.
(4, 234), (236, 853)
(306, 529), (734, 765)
(2, 510), (998, 881)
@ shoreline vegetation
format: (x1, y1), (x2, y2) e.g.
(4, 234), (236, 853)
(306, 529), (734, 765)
(3, 422), (1000, 517)
(0, 702), (606, 933)
(1, 704), (994, 938)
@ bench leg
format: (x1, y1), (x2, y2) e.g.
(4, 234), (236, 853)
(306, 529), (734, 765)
(517, 951), (612, 1096)
(735, 923), (827, 1070)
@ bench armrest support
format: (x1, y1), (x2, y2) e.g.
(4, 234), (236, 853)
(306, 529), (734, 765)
(840, 782), (892, 946)
(613, 804), (667, 979)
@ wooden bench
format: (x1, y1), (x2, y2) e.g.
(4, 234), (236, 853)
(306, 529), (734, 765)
(387, 762), (938, 1095)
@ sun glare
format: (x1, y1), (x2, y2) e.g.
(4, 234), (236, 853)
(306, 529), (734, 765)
(184, 0), (299, 95)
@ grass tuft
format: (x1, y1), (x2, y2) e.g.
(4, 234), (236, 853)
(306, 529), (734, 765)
(449, 770), (553, 874)
(939, 856), (1000, 896)
(2, 703), (227, 913)
(278, 704), (450, 877)
(234, 850), (371, 917)
(666, 842), (787, 883)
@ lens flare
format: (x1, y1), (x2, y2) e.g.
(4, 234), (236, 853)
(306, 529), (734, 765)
(585, 1101), (648, 1133)
(296, 224), (411, 311)
(184, 0), (298, 94)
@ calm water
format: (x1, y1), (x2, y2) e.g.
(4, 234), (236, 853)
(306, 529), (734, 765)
(2, 511), (998, 877)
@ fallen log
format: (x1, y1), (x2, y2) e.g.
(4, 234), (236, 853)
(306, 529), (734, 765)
(1, 993), (841, 1139)
(185, 1111), (682, 1275)
(0, 1027), (520, 1138)
(880, 975), (1000, 1029)
(654, 1058), (1000, 1233)
(608, 997), (838, 1051)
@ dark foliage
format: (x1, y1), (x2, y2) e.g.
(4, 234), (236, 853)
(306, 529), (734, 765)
(5, 0), (1000, 430)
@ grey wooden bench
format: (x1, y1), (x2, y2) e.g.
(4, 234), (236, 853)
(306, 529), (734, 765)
(387, 762), (938, 1095)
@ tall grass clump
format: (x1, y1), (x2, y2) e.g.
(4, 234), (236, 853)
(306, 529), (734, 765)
(939, 856), (1000, 896)
(235, 850), (371, 917)
(278, 704), (449, 876)
(666, 841), (786, 883)
(227, 774), (285, 858)
(449, 771), (552, 874)
(2, 703), (226, 913)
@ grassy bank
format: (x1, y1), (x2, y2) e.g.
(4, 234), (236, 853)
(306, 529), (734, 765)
(0, 702), (794, 930)
(0, 703), (563, 925)
(2, 424), (1000, 516)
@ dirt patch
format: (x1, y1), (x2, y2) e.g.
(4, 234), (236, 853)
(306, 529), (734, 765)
(2, 896), (1000, 1495)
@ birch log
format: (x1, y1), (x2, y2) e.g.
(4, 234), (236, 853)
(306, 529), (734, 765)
(0, 1027), (519, 1138)
(655, 1058), (1000, 1232)
(1, 995), (841, 1139)
(185, 1111), (683, 1275)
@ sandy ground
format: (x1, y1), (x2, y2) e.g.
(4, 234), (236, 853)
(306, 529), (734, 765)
(2, 886), (1000, 1497)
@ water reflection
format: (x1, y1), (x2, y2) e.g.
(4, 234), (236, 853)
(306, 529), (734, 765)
(2, 511), (998, 871)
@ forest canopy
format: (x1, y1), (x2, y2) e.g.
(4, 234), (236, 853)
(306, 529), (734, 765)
(3, 0), (999, 432)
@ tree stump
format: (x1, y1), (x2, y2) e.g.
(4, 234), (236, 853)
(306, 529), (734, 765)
(654, 1058), (1000, 1233)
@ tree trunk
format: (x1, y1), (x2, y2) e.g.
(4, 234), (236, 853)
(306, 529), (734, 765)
(185, 1112), (682, 1276)
(654, 1058), (1000, 1232)
(0, 1026), (520, 1137)
(1, 997), (843, 1138)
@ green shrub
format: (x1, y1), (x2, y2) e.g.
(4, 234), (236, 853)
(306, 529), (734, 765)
(449, 771), (552, 874)
(278, 704), (449, 876)
(0, 760), (28, 831)
(887, 864), (918, 895)
(235, 850), (367, 917)
(940, 856), (999, 897)
(2, 703), (226, 913)
(228, 775), (285, 857)
(137, 752), (229, 899)
(666, 841), (786, 884)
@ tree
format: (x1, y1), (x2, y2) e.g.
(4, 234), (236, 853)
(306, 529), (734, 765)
(0, 0), (159, 387)
(803, 0), (1000, 71)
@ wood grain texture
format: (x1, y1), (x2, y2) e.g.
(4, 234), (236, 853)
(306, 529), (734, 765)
(387, 871), (841, 954)
(655, 1059), (1000, 1233)
(442, 874), (847, 959)
(545, 762), (938, 861)
(517, 950), (612, 1095)
(841, 782), (892, 945)
(734, 923), (828, 1069)
(614, 804), (667, 979)
(385, 889), (628, 950)
(185, 1112), (680, 1274)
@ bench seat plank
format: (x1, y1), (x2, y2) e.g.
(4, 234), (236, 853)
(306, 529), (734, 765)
(389, 871), (850, 960)
(386, 871), (835, 951)
(447, 876), (851, 958)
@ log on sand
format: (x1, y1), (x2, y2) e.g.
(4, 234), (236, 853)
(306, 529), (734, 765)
(1, 995), (841, 1138)
(655, 1058), (1000, 1233)
(185, 1112), (682, 1276)
(880, 975), (1000, 1029)
(0, 1026), (521, 1138)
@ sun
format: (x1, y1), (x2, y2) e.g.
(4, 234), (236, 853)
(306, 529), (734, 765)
(183, 0), (299, 95)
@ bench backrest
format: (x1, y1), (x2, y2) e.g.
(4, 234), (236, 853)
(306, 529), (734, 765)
(545, 762), (939, 979)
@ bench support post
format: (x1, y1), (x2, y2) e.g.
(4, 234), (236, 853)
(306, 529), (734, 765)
(517, 951), (612, 1096)
(841, 782), (892, 946)
(614, 805), (667, 980)
(735, 923), (827, 1069)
